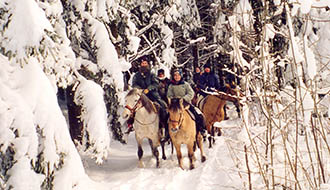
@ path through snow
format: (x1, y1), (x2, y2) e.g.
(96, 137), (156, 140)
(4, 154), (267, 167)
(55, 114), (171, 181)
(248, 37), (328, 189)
(82, 119), (245, 190)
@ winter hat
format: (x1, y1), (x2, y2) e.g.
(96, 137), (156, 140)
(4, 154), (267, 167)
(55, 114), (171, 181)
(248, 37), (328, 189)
(203, 63), (211, 69)
(172, 68), (182, 76)
(157, 69), (165, 76)
(140, 55), (150, 64)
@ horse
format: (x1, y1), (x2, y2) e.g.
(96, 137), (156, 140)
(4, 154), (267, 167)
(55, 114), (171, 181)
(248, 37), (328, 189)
(122, 88), (166, 168)
(167, 98), (206, 170)
(196, 84), (242, 148)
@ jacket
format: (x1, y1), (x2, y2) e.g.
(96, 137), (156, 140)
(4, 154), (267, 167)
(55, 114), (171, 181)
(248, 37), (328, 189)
(167, 79), (195, 104)
(198, 72), (220, 90)
(132, 71), (161, 101)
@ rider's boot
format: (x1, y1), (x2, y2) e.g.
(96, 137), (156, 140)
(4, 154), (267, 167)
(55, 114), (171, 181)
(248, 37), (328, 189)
(199, 115), (207, 140)
(159, 109), (170, 143)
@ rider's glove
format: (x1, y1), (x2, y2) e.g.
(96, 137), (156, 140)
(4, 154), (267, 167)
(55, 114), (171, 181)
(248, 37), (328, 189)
(143, 89), (149, 94)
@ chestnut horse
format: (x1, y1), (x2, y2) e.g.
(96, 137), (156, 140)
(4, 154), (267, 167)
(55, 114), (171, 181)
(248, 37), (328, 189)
(196, 84), (242, 148)
(122, 88), (166, 168)
(167, 98), (206, 170)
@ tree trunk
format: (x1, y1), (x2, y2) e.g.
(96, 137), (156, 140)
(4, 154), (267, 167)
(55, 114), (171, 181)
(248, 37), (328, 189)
(66, 85), (83, 144)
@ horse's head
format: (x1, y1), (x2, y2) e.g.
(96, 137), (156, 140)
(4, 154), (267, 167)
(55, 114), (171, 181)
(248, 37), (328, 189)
(167, 98), (185, 133)
(122, 88), (143, 119)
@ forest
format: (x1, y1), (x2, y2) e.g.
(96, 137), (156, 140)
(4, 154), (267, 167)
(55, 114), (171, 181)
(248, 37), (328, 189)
(0, 0), (330, 189)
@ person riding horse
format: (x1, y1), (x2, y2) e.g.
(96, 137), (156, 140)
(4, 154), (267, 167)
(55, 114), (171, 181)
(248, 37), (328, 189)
(130, 57), (168, 141)
(157, 69), (171, 104)
(198, 63), (221, 95)
(167, 69), (207, 138)
(192, 66), (202, 92)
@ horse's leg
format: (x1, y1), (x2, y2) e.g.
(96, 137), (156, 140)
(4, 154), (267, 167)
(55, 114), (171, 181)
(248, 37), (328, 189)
(160, 139), (167, 160)
(197, 133), (206, 163)
(173, 142), (183, 170)
(171, 141), (174, 155)
(187, 142), (196, 170)
(193, 141), (197, 152)
(148, 139), (160, 168)
(208, 124), (214, 148)
(136, 137), (144, 168)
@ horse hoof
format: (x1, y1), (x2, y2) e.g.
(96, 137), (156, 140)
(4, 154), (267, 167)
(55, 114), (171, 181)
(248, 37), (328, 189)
(190, 165), (195, 170)
(162, 156), (167, 160)
(201, 156), (206, 163)
(138, 162), (144, 168)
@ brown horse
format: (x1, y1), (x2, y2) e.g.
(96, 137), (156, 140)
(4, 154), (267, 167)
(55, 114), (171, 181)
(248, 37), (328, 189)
(196, 84), (242, 148)
(167, 98), (206, 170)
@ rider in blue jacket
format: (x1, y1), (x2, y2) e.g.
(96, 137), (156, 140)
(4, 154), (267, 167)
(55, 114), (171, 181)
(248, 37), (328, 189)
(198, 63), (220, 93)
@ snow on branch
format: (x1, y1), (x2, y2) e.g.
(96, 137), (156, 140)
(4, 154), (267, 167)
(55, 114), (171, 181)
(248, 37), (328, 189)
(74, 76), (110, 164)
(0, 56), (91, 189)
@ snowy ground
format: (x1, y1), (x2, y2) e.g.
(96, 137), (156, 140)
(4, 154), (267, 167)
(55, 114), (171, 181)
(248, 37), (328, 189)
(82, 129), (244, 190)
(60, 96), (245, 190)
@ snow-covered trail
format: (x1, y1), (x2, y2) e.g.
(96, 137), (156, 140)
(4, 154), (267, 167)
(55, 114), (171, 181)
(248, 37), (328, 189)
(82, 123), (245, 190)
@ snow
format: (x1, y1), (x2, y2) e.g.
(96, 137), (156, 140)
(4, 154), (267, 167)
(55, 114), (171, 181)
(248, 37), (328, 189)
(299, 0), (313, 14)
(74, 76), (111, 164)
(2, 0), (52, 60)
(128, 36), (141, 54)
(235, 0), (253, 28)
(83, 13), (124, 91)
(83, 127), (244, 190)
(6, 157), (45, 190)
(1, 0), (330, 189)
(0, 55), (94, 190)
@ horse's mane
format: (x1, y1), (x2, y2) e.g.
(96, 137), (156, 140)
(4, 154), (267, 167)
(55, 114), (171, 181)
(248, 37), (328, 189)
(140, 93), (156, 113)
(168, 98), (181, 112)
(127, 88), (138, 97)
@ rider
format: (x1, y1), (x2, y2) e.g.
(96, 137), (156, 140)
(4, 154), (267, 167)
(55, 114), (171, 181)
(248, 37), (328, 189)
(131, 56), (168, 140)
(157, 68), (171, 105)
(198, 63), (221, 96)
(167, 69), (207, 138)
(192, 66), (202, 91)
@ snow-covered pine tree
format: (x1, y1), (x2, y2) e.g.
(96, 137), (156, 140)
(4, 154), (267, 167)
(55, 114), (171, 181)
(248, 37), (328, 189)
(60, 0), (124, 143)
(0, 0), (111, 188)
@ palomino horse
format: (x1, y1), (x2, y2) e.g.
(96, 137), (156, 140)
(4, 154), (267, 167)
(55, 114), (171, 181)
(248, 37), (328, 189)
(196, 84), (242, 148)
(167, 98), (206, 170)
(122, 88), (166, 168)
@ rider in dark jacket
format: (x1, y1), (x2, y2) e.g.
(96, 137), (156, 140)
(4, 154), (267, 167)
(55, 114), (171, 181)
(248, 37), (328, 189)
(157, 69), (171, 104)
(198, 63), (220, 96)
(132, 57), (168, 140)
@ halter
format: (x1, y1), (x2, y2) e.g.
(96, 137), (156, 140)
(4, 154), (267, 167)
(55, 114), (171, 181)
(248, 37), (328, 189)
(125, 97), (142, 115)
(124, 95), (158, 126)
(168, 111), (184, 131)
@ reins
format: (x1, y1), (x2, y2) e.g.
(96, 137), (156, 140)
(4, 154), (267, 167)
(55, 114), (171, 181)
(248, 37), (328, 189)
(125, 97), (142, 114)
(125, 94), (158, 126)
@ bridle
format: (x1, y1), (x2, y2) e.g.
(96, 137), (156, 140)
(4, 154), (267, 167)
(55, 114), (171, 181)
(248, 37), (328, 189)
(168, 110), (184, 131)
(125, 96), (142, 116)
(124, 94), (157, 125)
